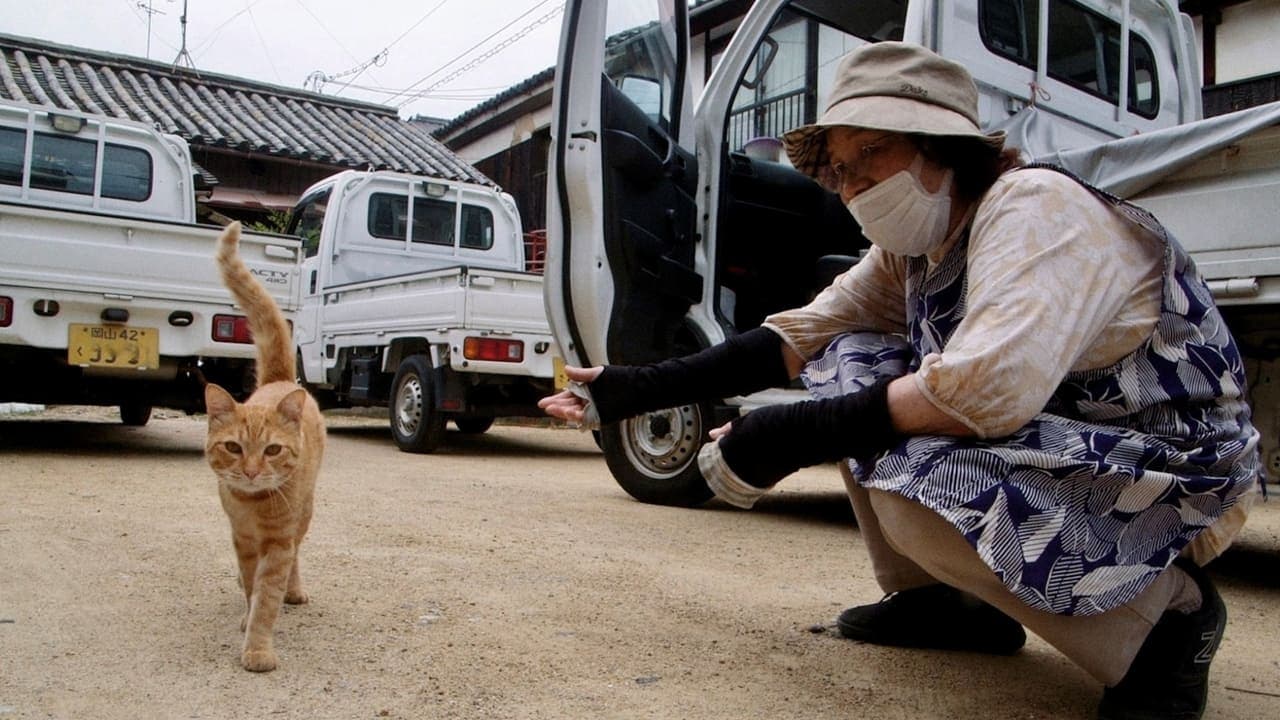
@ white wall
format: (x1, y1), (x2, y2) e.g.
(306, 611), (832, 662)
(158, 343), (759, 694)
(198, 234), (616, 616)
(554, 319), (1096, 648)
(1192, 0), (1280, 84)
(453, 104), (555, 165)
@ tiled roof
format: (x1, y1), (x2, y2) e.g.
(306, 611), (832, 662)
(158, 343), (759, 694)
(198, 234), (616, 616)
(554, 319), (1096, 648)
(0, 32), (494, 186)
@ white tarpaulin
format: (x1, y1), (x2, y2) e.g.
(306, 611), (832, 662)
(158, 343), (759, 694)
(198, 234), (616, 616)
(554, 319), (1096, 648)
(990, 102), (1280, 198)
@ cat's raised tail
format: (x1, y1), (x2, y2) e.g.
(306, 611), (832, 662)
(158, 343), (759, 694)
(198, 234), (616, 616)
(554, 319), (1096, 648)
(216, 222), (295, 388)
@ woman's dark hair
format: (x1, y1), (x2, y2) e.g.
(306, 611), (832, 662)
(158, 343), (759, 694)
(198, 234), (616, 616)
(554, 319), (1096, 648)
(910, 135), (1024, 202)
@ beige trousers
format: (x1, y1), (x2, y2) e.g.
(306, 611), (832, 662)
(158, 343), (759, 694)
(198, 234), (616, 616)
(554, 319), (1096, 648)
(839, 465), (1194, 686)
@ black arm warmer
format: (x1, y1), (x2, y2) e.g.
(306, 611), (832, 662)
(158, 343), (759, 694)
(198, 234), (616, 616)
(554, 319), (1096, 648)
(588, 327), (791, 424)
(718, 379), (900, 488)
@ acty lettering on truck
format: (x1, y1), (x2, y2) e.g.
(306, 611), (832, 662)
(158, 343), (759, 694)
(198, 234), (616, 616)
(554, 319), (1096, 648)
(286, 169), (560, 453)
(0, 99), (303, 424)
(544, 0), (1280, 506)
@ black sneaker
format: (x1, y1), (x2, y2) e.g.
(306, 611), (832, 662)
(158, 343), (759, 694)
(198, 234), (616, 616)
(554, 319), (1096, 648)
(1096, 559), (1226, 720)
(836, 583), (1026, 655)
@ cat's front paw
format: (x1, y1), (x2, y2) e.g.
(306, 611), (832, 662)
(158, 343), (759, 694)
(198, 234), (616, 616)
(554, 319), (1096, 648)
(285, 588), (309, 604)
(241, 647), (278, 672)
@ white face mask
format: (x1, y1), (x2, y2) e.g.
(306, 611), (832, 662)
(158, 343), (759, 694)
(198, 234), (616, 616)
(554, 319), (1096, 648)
(846, 155), (953, 257)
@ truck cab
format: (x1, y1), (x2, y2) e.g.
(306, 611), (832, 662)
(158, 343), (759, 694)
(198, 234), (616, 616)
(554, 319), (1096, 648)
(545, 0), (1200, 505)
(287, 170), (528, 385)
(0, 99), (199, 223)
(286, 170), (557, 453)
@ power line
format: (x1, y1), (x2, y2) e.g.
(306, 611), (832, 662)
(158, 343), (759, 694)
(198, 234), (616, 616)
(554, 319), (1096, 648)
(394, 5), (563, 109)
(244, 4), (282, 84)
(190, 0), (267, 57)
(291, 0), (365, 69)
(303, 0), (450, 98)
(385, 0), (561, 107)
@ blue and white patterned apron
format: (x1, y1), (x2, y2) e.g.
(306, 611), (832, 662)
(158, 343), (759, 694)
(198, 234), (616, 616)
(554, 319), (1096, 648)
(803, 166), (1260, 616)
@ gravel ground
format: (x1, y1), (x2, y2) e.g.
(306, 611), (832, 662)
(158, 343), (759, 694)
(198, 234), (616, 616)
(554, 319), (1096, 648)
(1, 406), (1278, 719)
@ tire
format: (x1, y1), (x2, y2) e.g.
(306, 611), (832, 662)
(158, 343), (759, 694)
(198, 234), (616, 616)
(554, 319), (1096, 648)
(453, 416), (494, 434)
(119, 403), (152, 427)
(600, 401), (714, 507)
(390, 356), (445, 453)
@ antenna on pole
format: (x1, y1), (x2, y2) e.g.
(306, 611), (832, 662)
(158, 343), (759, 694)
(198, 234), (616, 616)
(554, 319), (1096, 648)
(136, 1), (167, 59)
(172, 0), (197, 73)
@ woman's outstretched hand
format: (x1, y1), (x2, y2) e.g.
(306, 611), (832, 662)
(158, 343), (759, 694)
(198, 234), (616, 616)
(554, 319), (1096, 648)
(537, 365), (604, 423)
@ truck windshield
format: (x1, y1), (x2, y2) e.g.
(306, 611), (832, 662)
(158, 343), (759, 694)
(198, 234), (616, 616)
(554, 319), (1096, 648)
(287, 187), (330, 258)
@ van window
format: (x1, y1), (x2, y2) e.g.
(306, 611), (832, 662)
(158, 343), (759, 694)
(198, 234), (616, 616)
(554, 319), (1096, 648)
(0, 127), (24, 185)
(367, 192), (457, 247)
(979, 0), (1160, 118)
(460, 205), (494, 250)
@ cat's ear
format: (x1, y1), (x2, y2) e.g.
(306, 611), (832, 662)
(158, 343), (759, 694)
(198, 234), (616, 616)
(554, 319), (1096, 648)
(205, 384), (238, 423)
(276, 388), (309, 423)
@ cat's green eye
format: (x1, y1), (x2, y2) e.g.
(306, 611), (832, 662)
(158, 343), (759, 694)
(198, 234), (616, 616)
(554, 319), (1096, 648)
(264, 444), (283, 456)
(224, 441), (243, 454)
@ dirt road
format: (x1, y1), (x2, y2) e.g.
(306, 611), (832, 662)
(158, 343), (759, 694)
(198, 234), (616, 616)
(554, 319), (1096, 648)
(1, 407), (1277, 719)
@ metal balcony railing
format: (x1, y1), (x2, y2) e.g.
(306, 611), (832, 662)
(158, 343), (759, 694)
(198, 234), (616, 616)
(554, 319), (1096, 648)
(725, 88), (807, 152)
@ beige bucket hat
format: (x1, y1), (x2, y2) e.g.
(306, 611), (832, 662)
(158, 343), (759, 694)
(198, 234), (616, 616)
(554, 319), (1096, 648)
(782, 42), (1005, 180)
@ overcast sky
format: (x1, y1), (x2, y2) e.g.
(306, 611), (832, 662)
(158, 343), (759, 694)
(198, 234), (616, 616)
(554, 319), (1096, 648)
(2, 0), (566, 122)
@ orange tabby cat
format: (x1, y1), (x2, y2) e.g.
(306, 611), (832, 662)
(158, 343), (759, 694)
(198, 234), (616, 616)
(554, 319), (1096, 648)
(205, 221), (325, 672)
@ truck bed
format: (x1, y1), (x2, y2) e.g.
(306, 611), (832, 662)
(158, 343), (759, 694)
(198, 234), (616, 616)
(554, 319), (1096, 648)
(0, 201), (300, 309)
(0, 201), (301, 361)
(319, 265), (548, 337)
(317, 264), (555, 378)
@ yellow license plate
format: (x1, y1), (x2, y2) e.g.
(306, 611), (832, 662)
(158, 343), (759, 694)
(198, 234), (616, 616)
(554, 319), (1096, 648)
(553, 356), (569, 390)
(68, 324), (160, 370)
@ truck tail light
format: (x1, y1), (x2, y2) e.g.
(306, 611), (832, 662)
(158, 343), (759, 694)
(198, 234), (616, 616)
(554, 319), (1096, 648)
(463, 336), (523, 363)
(0, 296), (11, 327)
(212, 314), (253, 343)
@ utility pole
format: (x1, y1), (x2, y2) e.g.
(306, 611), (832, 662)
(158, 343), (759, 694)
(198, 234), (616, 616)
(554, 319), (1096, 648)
(172, 0), (196, 72)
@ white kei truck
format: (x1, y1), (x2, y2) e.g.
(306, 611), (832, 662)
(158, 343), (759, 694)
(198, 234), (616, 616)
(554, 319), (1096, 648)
(544, 0), (1280, 506)
(0, 100), (303, 425)
(285, 170), (559, 453)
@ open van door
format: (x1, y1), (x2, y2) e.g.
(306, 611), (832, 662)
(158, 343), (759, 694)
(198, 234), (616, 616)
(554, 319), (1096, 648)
(545, 0), (713, 506)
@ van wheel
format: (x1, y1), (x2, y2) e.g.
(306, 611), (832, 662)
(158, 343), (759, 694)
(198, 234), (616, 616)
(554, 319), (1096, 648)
(119, 403), (152, 427)
(390, 356), (445, 453)
(601, 402), (713, 507)
(454, 417), (494, 434)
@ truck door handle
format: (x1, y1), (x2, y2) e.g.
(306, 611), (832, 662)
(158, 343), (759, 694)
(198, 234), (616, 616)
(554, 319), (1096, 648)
(265, 245), (296, 259)
(470, 276), (496, 287)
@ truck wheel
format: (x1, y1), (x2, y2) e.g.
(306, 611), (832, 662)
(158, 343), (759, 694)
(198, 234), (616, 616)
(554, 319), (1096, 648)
(454, 417), (494, 434)
(600, 402), (713, 507)
(119, 403), (152, 427)
(390, 356), (445, 453)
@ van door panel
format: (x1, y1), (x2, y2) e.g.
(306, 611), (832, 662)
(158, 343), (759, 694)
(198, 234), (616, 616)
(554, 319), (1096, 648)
(600, 78), (700, 363)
